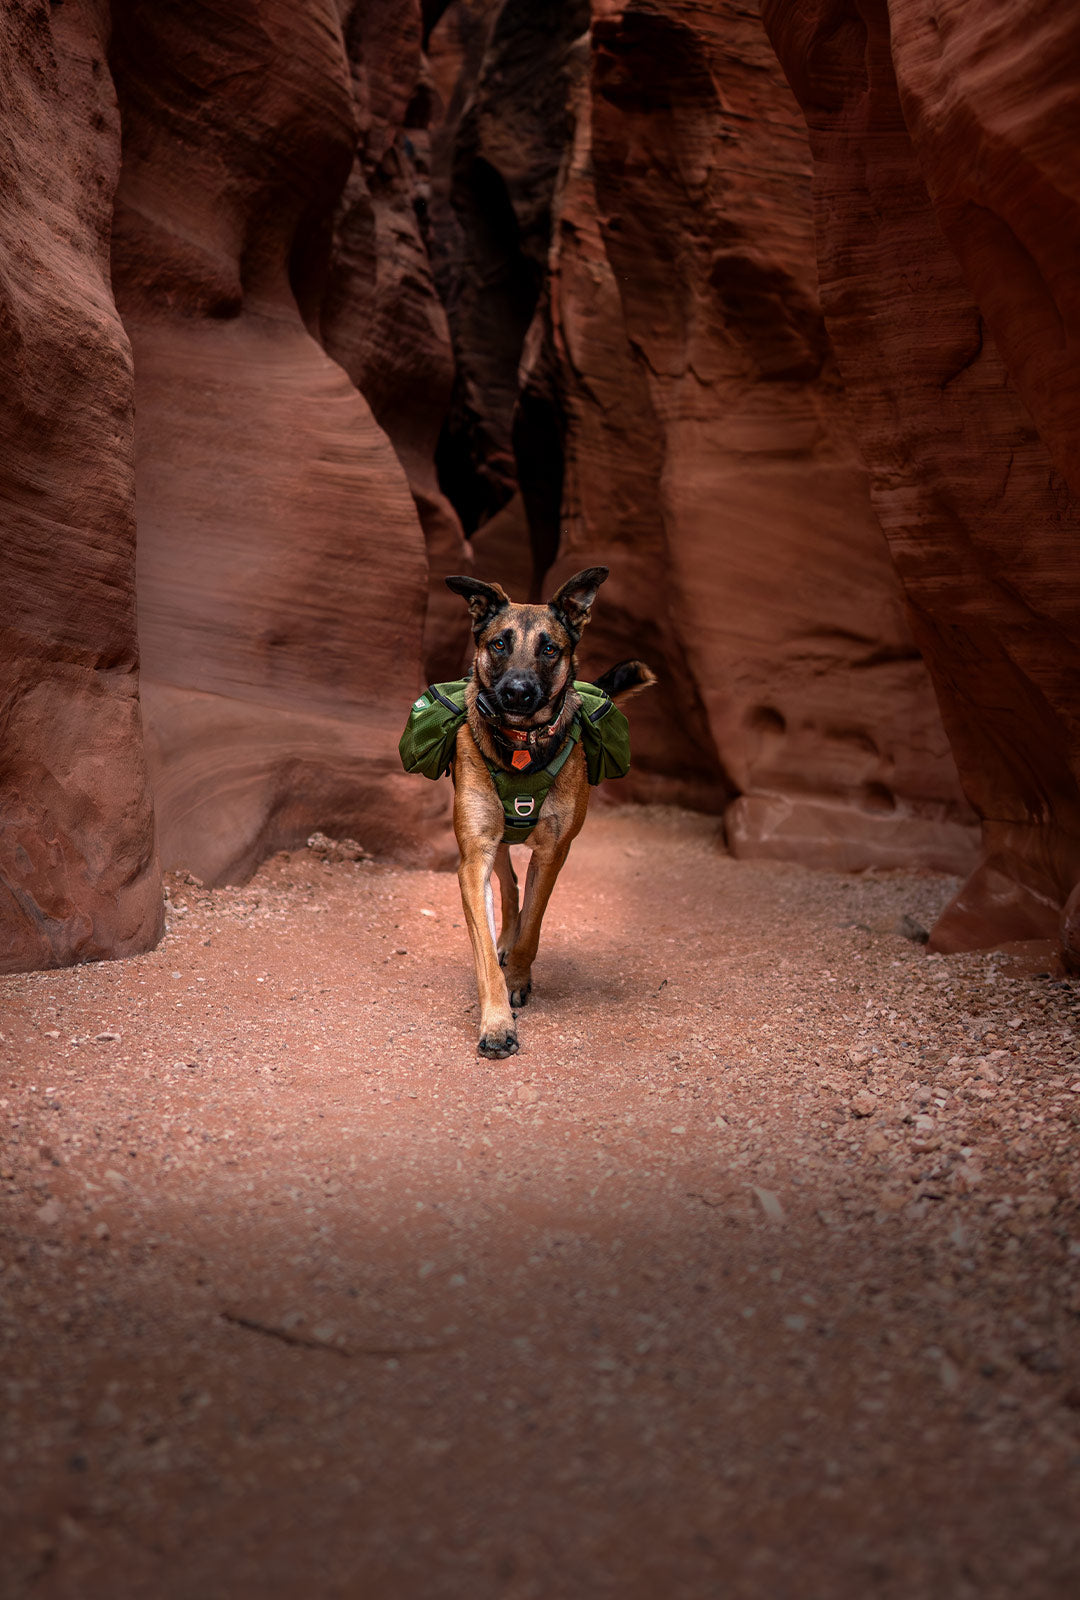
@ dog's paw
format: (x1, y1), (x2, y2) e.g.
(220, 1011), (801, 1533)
(478, 1025), (519, 1060)
(507, 977), (532, 1009)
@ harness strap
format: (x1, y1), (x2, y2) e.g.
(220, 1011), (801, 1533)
(485, 721), (580, 840)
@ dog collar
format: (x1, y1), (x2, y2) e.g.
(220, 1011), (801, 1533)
(482, 685), (573, 772)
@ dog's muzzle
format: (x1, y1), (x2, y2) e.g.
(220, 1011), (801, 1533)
(496, 674), (543, 715)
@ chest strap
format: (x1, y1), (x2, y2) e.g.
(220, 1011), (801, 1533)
(484, 721), (580, 842)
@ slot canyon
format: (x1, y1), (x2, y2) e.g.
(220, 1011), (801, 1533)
(1, 1), (1079, 1594)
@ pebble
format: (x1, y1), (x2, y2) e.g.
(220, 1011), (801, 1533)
(751, 1186), (785, 1223)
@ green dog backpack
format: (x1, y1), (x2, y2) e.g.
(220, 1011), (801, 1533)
(574, 682), (631, 784)
(399, 680), (632, 841)
(398, 681), (468, 780)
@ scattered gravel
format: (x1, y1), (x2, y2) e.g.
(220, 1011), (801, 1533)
(1, 806), (1078, 1598)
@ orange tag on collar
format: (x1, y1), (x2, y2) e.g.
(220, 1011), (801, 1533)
(511, 750), (531, 770)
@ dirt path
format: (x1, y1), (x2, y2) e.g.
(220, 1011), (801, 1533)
(2, 806), (1079, 1599)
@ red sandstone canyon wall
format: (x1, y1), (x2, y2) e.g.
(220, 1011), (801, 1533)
(109, 0), (451, 885)
(320, 0), (473, 682)
(430, 0), (977, 870)
(4, 0), (1079, 971)
(763, 0), (1080, 955)
(0, 0), (162, 972)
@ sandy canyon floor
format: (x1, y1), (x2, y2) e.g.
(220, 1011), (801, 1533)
(2, 806), (1079, 1599)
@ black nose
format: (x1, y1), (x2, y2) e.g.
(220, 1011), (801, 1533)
(499, 675), (541, 713)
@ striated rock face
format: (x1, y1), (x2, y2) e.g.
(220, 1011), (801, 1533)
(7, 0), (1077, 969)
(427, 0), (589, 540)
(0, 0), (162, 971)
(321, 0), (472, 682)
(435, 0), (974, 864)
(109, 0), (452, 885)
(763, 0), (1080, 947)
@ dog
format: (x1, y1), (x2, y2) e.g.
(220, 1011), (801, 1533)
(444, 566), (653, 1058)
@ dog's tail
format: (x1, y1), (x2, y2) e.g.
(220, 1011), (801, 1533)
(592, 659), (657, 702)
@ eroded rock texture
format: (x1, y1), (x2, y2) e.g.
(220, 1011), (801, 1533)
(429, 0), (975, 866)
(0, 0), (162, 971)
(763, 0), (1080, 949)
(109, 0), (450, 885)
(7, 0), (1077, 970)
(321, 0), (472, 681)
(428, 0), (588, 537)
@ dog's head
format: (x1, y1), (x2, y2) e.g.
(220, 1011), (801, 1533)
(445, 567), (609, 726)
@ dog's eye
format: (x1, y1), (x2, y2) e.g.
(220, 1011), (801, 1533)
(541, 642), (559, 658)
(489, 638), (508, 655)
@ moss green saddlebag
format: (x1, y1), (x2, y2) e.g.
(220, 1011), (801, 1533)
(399, 680), (468, 779)
(575, 680), (631, 784)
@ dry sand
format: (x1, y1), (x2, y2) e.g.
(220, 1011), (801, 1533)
(1, 806), (1079, 1598)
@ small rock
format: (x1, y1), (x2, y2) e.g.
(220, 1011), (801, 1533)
(1018, 1344), (1062, 1375)
(864, 1130), (889, 1154)
(938, 1356), (961, 1392)
(515, 1084), (539, 1104)
(750, 1186), (785, 1223)
(95, 1031), (121, 1044)
(850, 1090), (878, 1118)
(306, 832), (369, 863)
(36, 1199), (63, 1226)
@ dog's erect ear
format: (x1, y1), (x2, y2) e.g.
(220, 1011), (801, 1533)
(445, 575), (511, 637)
(548, 567), (609, 639)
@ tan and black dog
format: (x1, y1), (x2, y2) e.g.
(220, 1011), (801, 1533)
(445, 567), (653, 1058)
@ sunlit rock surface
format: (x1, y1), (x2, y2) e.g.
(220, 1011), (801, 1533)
(763, 0), (1080, 948)
(109, 0), (450, 884)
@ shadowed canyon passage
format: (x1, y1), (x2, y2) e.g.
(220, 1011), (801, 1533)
(3, 0), (1080, 971)
(2, 0), (1080, 1593)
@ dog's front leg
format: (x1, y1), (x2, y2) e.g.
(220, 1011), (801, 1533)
(502, 835), (574, 1009)
(493, 843), (520, 962)
(458, 845), (518, 1058)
